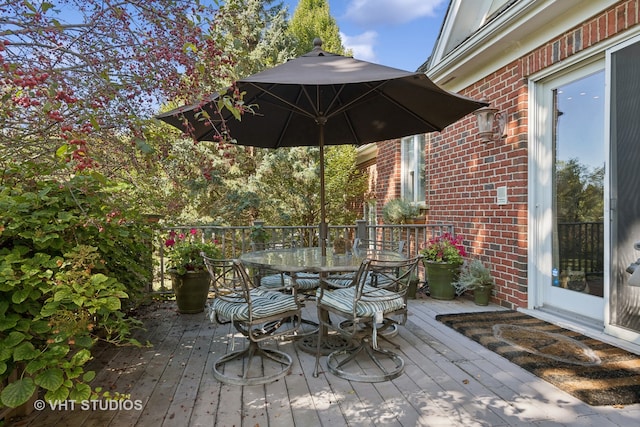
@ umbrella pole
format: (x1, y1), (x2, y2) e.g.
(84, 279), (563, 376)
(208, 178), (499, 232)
(319, 124), (327, 256)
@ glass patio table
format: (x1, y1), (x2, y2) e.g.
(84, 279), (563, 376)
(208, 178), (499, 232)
(240, 246), (407, 354)
(239, 246), (406, 274)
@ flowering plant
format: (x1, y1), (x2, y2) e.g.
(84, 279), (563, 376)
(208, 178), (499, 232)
(165, 228), (222, 275)
(420, 233), (467, 265)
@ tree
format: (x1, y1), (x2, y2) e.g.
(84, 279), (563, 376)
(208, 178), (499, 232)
(324, 145), (369, 225)
(556, 159), (604, 222)
(289, 0), (347, 55)
(148, 0), (298, 224)
(0, 0), (244, 408)
(0, 0), (242, 174)
(245, 0), (368, 228)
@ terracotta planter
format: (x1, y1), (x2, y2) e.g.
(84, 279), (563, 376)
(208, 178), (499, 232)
(473, 285), (493, 306)
(170, 271), (211, 314)
(424, 261), (460, 300)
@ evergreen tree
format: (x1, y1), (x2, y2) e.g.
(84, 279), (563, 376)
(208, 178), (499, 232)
(289, 0), (348, 55)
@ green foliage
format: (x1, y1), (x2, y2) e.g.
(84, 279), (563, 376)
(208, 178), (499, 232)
(453, 259), (494, 294)
(251, 146), (368, 227)
(289, 0), (348, 55)
(164, 229), (222, 275)
(148, 1), (365, 227)
(0, 164), (150, 408)
(325, 146), (369, 226)
(216, 0), (297, 77)
(147, 0), (299, 224)
(556, 158), (604, 222)
(252, 147), (320, 225)
(249, 225), (271, 243)
(382, 198), (420, 224)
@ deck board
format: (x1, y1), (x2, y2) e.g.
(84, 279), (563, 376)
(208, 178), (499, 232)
(13, 296), (640, 427)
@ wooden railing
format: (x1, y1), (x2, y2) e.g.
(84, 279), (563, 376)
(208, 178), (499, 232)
(557, 221), (604, 276)
(154, 221), (454, 291)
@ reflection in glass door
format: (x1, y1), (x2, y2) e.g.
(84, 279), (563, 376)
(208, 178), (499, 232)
(549, 70), (605, 317)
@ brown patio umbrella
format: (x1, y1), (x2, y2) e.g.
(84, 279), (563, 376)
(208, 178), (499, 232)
(157, 39), (487, 254)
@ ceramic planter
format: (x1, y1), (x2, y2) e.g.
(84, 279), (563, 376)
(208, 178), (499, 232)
(424, 261), (460, 300)
(170, 270), (210, 314)
(473, 284), (493, 306)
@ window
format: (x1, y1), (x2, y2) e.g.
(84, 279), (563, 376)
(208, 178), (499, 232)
(401, 134), (426, 204)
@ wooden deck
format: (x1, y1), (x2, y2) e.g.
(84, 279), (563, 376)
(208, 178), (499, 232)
(15, 296), (640, 427)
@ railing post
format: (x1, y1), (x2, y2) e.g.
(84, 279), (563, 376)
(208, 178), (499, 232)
(355, 219), (368, 241)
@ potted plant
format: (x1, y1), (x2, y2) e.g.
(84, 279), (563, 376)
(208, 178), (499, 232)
(249, 224), (271, 250)
(407, 273), (420, 299)
(419, 232), (467, 300)
(382, 198), (420, 224)
(332, 235), (352, 254)
(453, 259), (494, 305)
(165, 229), (222, 313)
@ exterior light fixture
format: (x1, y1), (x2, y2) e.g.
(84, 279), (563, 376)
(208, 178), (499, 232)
(474, 102), (506, 143)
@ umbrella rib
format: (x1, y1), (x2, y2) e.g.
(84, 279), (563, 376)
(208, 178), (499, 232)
(325, 80), (442, 132)
(245, 83), (317, 148)
(246, 82), (317, 121)
(374, 88), (442, 131)
(323, 81), (385, 119)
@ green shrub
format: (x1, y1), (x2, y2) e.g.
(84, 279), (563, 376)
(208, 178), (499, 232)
(452, 259), (494, 294)
(382, 198), (419, 224)
(0, 165), (151, 408)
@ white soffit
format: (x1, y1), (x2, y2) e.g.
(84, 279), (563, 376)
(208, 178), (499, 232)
(427, 0), (619, 92)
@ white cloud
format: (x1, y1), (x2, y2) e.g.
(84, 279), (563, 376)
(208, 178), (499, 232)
(341, 31), (378, 62)
(344, 0), (446, 26)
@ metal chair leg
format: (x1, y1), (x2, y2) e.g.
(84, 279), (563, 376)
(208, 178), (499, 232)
(326, 342), (405, 383)
(213, 341), (293, 386)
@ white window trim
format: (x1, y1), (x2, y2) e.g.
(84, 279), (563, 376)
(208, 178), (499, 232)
(400, 134), (426, 205)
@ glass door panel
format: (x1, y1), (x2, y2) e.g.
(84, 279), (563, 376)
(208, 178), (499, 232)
(610, 38), (640, 333)
(547, 69), (605, 319)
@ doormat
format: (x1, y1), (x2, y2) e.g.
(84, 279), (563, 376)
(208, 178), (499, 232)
(436, 310), (640, 406)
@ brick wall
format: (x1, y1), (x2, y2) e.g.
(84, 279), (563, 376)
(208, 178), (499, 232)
(373, 139), (402, 216)
(373, 0), (639, 309)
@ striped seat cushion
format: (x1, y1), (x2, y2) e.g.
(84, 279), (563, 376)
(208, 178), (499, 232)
(212, 288), (298, 321)
(259, 273), (292, 289)
(293, 272), (355, 289)
(316, 285), (404, 317)
(325, 273), (356, 288)
(291, 272), (321, 290)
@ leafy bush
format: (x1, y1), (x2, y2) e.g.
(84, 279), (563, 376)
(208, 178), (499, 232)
(382, 198), (420, 224)
(0, 165), (151, 408)
(249, 224), (271, 243)
(164, 229), (222, 275)
(453, 259), (494, 294)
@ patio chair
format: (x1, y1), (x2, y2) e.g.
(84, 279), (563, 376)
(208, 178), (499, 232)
(292, 238), (371, 291)
(251, 241), (297, 289)
(353, 238), (405, 255)
(313, 255), (422, 382)
(201, 255), (302, 386)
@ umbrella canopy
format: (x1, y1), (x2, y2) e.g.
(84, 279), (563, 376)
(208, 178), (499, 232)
(157, 38), (487, 253)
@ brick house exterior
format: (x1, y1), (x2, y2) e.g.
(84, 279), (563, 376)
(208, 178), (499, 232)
(363, 0), (640, 346)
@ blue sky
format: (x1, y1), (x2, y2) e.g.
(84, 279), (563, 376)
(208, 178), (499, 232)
(281, 0), (449, 72)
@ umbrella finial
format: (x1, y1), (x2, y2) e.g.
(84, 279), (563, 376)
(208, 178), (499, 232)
(313, 38), (323, 50)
